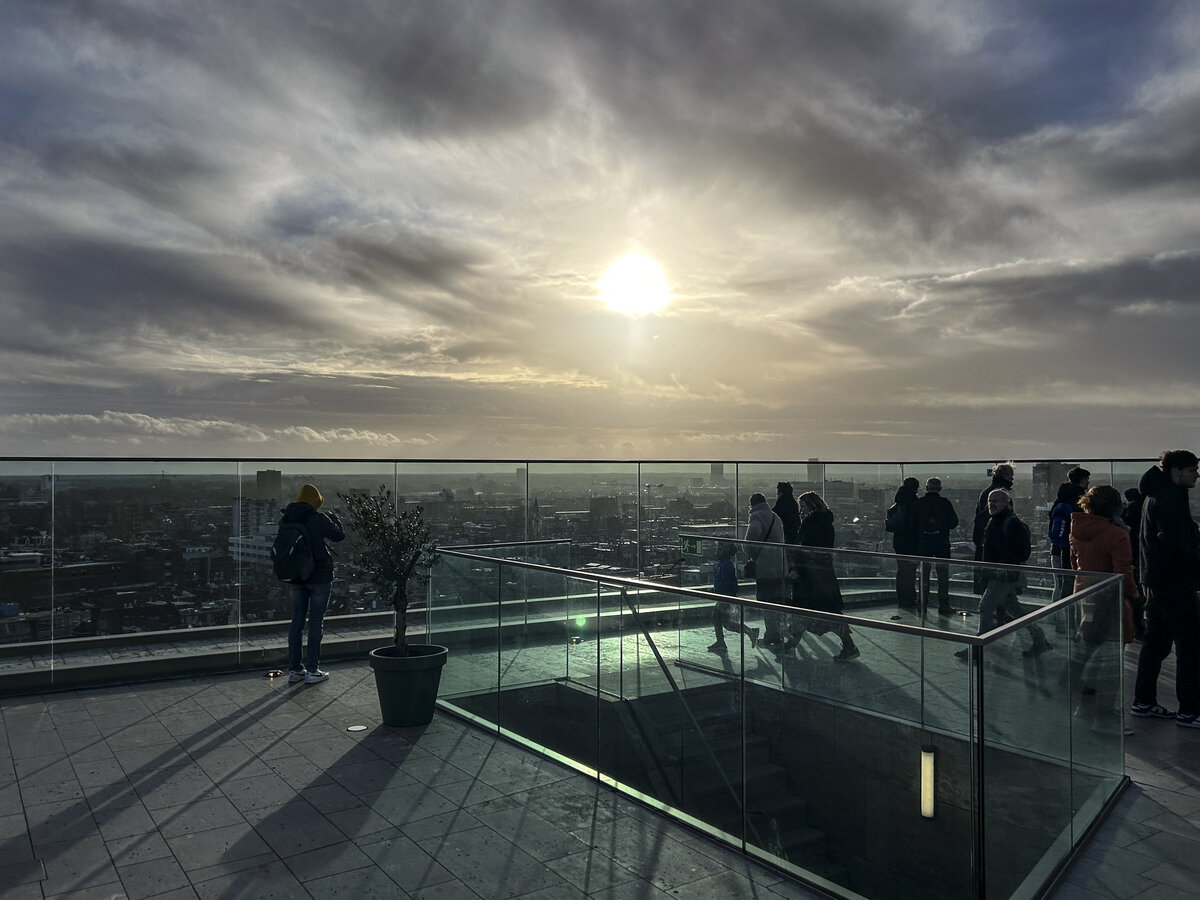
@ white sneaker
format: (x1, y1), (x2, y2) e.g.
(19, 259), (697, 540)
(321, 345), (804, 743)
(287, 671), (304, 684)
(305, 670), (329, 684)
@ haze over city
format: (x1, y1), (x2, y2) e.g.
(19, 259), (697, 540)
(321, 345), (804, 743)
(2, 1), (1198, 460)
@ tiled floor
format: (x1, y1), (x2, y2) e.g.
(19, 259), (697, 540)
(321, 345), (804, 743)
(0, 648), (1197, 899)
(0, 660), (824, 900)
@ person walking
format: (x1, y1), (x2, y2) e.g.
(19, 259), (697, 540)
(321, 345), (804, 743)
(956, 489), (1052, 660)
(708, 542), (760, 654)
(1131, 450), (1200, 727)
(282, 483), (345, 684)
(918, 477), (959, 616)
(745, 492), (787, 647)
(781, 491), (859, 662)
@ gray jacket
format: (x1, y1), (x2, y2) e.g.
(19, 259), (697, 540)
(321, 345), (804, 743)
(745, 501), (786, 580)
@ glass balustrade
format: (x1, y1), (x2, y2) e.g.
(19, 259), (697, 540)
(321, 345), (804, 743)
(428, 541), (1124, 900)
(0, 455), (1150, 698)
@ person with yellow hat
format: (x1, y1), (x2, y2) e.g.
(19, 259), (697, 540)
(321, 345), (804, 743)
(282, 483), (344, 684)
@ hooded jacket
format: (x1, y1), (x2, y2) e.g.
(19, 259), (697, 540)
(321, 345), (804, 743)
(1048, 482), (1086, 549)
(1070, 511), (1136, 643)
(1137, 464), (1200, 590)
(745, 500), (786, 580)
(280, 500), (345, 585)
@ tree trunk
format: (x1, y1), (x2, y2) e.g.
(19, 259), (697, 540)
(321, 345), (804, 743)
(392, 581), (409, 656)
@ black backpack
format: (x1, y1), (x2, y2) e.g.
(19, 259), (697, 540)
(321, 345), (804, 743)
(884, 502), (906, 534)
(272, 518), (315, 583)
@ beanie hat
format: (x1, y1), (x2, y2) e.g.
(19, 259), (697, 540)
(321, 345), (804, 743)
(296, 484), (323, 509)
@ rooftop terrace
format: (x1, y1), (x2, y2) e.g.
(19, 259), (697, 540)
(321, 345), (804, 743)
(1, 646), (1197, 899)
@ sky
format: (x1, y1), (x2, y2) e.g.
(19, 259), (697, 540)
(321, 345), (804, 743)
(2, 0), (1198, 462)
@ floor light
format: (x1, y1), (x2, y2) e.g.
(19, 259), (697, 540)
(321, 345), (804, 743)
(921, 746), (936, 819)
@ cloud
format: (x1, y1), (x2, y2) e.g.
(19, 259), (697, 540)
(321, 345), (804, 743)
(1, 1), (1198, 461)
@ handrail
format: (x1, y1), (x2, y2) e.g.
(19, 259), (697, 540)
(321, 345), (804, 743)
(437, 545), (1121, 647)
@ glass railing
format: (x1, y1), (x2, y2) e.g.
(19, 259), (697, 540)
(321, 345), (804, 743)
(0, 456), (1150, 694)
(429, 540), (1126, 900)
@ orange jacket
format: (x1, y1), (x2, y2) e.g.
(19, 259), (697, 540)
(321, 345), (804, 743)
(1069, 512), (1136, 643)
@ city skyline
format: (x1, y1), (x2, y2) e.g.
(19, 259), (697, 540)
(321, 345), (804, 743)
(2, 1), (1198, 460)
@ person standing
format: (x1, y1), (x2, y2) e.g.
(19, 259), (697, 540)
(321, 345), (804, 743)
(745, 492), (787, 647)
(1131, 450), (1200, 726)
(890, 477), (922, 610)
(1123, 486), (1148, 641)
(972, 463), (1015, 595)
(1048, 467), (1090, 624)
(918, 477), (959, 616)
(956, 489), (1052, 659)
(282, 483), (345, 684)
(1070, 485), (1138, 735)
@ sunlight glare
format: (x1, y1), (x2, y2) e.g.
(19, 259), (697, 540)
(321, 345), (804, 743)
(598, 254), (671, 315)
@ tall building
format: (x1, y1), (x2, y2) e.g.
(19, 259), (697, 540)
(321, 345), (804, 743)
(256, 469), (282, 500)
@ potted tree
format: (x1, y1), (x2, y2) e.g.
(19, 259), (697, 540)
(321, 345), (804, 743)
(338, 485), (445, 727)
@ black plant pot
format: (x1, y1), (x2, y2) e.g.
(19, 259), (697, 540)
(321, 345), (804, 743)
(368, 644), (449, 727)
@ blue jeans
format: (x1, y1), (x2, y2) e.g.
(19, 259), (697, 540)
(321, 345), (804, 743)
(289, 582), (331, 673)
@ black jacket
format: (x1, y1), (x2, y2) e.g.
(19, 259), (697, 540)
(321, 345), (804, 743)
(1137, 465), (1200, 590)
(773, 493), (802, 544)
(791, 508), (842, 614)
(281, 501), (345, 585)
(891, 484), (921, 554)
(982, 507), (1030, 584)
(918, 492), (959, 554)
(973, 475), (1013, 550)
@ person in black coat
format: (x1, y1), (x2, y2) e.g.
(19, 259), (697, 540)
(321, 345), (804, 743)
(972, 462), (1014, 595)
(773, 482), (801, 544)
(780, 491), (859, 662)
(1132, 451), (1200, 724)
(918, 477), (959, 615)
(891, 477), (922, 610)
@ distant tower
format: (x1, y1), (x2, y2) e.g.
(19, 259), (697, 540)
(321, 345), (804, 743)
(256, 469), (282, 500)
(807, 458), (823, 485)
(710, 463), (725, 482)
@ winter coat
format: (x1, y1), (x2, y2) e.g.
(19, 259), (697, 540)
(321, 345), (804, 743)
(1124, 492), (1145, 576)
(745, 501), (786, 580)
(973, 474), (1014, 550)
(890, 484), (922, 554)
(981, 507), (1030, 585)
(713, 556), (739, 597)
(1069, 512), (1136, 644)
(1048, 482), (1085, 549)
(917, 492), (959, 556)
(1137, 465), (1200, 590)
(280, 501), (345, 585)
(790, 508), (843, 614)
(773, 493), (802, 544)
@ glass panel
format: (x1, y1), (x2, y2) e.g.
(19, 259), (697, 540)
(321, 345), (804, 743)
(527, 462), (637, 574)
(0, 461), (55, 653)
(822, 463), (905, 552)
(431, 552), (499, 725)
(397, 461), (527, 547)
(979, 596), (1083, 899)
(639, 462), (736, 580)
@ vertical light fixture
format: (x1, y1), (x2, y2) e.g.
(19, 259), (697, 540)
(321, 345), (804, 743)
(921, 745), (936, 819)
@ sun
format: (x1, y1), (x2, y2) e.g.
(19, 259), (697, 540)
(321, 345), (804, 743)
(598, 254), (671, 315)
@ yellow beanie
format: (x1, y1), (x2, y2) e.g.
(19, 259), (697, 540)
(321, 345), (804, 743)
(296, 484), (323, 509)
